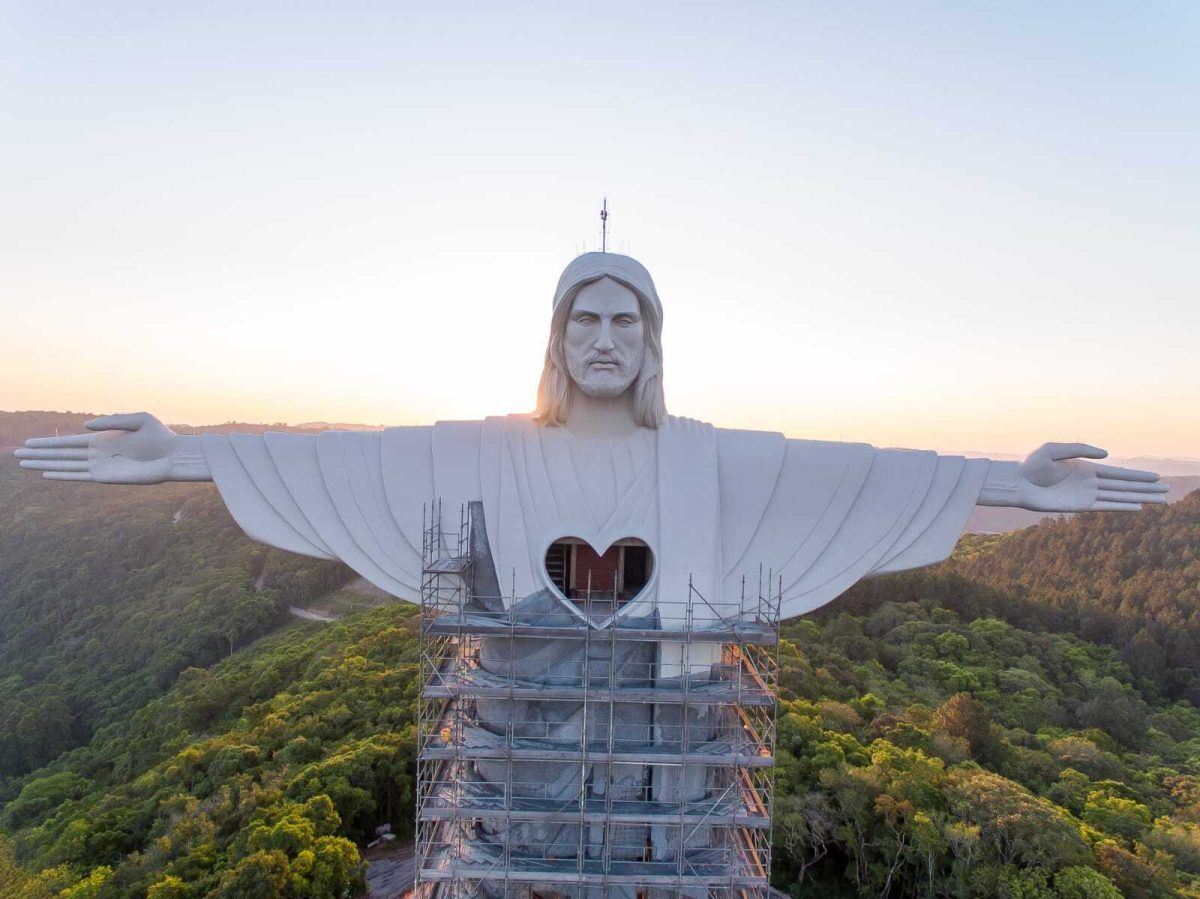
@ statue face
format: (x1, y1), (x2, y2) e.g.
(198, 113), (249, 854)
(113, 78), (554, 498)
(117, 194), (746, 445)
(564, 277), (646, 399)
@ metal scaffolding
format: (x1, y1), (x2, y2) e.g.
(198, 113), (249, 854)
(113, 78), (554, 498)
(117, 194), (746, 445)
(415, 501), (781, 898)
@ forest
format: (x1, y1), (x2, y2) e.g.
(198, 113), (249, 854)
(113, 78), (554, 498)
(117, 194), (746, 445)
(1, 413), (1199, 897)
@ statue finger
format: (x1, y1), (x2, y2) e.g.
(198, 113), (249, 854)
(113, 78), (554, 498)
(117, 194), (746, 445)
(86, 413), (149, 432)
(1047, 442), (1106, 461)
(1091, 463), (1158, 482)
(1097, 489), (1166, 504)
(14, 448), (88, 460)
(1094, 478), (1168, 493)
(1093, 500), (1141, 511)
(44, 471), (94, 481)
(24, 433), (92, 448)
(21, 460), (89, 472)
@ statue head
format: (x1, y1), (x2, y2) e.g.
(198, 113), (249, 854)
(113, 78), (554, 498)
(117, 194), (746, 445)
(535, 253), (666, 428)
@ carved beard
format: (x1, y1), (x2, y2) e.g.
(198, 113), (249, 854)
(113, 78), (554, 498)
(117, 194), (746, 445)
(566, 347), (644, 399)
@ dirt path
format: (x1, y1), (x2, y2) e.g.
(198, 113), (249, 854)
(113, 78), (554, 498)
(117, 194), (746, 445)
(288, 606), (339, 622)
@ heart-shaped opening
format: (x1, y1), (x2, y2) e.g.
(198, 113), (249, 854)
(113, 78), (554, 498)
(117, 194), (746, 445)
(544, 537), (654, 620)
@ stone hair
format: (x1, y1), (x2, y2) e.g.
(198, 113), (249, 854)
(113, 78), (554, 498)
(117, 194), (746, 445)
(534, 277), (666, 429)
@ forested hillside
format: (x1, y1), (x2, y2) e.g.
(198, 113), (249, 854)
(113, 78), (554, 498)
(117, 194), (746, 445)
(839, 493), (1200, 705)
(955, 499), (1200, 698)
(1, 415), (1198, 897)
(0, 455), (353, 782)
(0, 607), (417, 897)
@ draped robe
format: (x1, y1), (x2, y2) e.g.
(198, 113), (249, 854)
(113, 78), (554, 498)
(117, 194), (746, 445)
(201, 414), (989, 618)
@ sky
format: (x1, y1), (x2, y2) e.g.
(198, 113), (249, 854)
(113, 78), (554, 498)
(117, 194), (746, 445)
(1, 2), (1197, 457)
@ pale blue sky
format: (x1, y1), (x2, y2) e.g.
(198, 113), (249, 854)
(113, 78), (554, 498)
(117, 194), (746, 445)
(2, 2), (1197, 455)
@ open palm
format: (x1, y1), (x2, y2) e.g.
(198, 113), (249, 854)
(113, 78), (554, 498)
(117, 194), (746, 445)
(1019, 442), (1168, 512)
(16, 413), (179, 484)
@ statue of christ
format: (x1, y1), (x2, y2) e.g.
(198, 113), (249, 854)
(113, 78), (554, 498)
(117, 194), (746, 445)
(17, 251), (1166, 619)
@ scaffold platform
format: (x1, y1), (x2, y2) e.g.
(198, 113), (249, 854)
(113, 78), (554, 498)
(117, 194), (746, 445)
(414, 501), (781, 898)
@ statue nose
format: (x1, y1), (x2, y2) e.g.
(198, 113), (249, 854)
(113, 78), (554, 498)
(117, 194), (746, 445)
(596, 328), (616, 351)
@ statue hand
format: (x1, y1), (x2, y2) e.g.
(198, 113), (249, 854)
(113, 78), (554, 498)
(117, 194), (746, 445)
(1017, 442), (1168, 512)
(16, 413), (180, 484)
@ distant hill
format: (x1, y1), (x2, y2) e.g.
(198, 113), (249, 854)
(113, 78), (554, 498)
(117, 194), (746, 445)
(1119, 456), (1200, 477)
(0, 412), (94, 448)
(0, 410), (342, 448)
(292, 421), (385, 431)
(957, 450), (1200, 477)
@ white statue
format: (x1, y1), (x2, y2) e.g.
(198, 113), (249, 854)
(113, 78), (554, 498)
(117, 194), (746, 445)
(16, 251), (1167, 621)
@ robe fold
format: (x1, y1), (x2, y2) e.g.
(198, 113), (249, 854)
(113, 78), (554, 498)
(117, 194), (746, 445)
(202, 415), (988, 621)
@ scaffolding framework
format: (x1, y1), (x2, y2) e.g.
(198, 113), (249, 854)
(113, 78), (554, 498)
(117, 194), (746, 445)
(415, 502), (781, 898)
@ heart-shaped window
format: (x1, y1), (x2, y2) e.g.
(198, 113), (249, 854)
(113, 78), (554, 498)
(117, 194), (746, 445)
(544, 537), (654, 615)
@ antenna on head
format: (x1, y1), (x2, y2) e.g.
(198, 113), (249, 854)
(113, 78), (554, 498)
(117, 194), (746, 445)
(600, 197), (608, 253)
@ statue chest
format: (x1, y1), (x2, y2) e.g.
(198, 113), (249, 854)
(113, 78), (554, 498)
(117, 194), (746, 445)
(484, 426), (661, 605)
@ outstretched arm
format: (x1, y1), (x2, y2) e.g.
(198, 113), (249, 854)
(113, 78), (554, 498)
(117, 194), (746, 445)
(977, 442), (1167, 512)
(16, 414), (428, 599)
(15, 413), (211, 483)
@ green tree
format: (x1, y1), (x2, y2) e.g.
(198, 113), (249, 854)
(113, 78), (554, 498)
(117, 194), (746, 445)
(944, 768), (1090, 868)
(58, 866), (113, 899)
(212, 850), (289, 899)
(1082, 789), (1153, 844)
(146, 875), (192, 899)
(1053, 865), (1124, 899)
(1094, 839), (1177, 899)
(288, 836), (366, 898)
